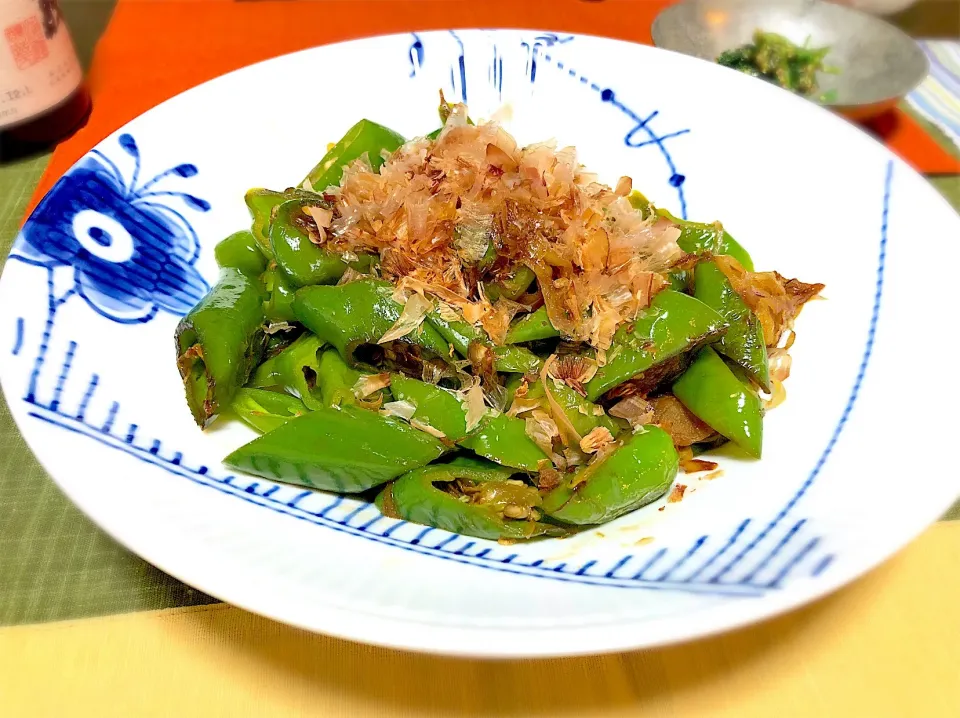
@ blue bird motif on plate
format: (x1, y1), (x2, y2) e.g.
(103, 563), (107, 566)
(14, 133), (210, 324)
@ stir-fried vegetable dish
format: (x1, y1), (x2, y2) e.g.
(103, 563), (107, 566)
(175, 96), (823, 542)
(718, 30), (833, 99)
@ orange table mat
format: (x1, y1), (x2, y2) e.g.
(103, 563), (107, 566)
(26, 0), (960, 216)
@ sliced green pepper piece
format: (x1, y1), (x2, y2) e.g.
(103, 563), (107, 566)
(541, 426), (678, 525)
(667, 269), (692, 293)
(249, 333), (324, 410)
(263, 331), (294, 359)
(717, 232), (754, 272)
(426, 310), (542, 373)
(390, 374), (468, 441)
(524, 380), (620, 439)
(262, 264), (297, 324)
(386, 462), (568, 541)
(484, 265), (536, 302)
(244, 188), (284, 259)
(504, 306), (560, 344)
(270, 199), (372, 288)
(585, 290), (728, 402)
(293, 279), (451, 366)
(215, 230), (266, 277)
(376, 454), (515, 515)
(658, 207), (755, 271)
(223, 405), (447, 493)
(694, 260), (770, 391)
(317, 347), (365, 407)
(492, 346), (543, 374)
(628, 191), (753, 270)
(304, 119), (406, 191)
(231, 388), (309, 434)
(244, 187), (323, 260)
(459, 414), (549, 471)
(387, 374), (551, 467)
(175, 267), (267, 428)
(672, 347), (763, 458)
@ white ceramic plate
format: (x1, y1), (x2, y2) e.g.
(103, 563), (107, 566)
(2, 30), (958, 658)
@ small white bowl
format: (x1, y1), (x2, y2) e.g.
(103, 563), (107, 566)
(652, 0), (929, 119)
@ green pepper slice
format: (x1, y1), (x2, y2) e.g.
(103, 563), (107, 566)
(270, 199), (367, 288)
(244, 188), (284, 259)
(214, 230), (266, 277)
(262, 264), (297, 324)
(628, 190), (754, 270)
(484, 265), (536, 302)
(244, 187), (323, 260)
(504, 306), (560, 344)
(316, 347), (364, 407)
(223, 405), (447, 493)
(459, 414), (550, 471)
(524, 379), (620, 439)
(585, 290), (728, 402)
(386, 461), (568, 541)
(672, 347), (763, 458)
(249, 333), (325, 410)
(667, 269), (692, 293)
(231, 388), (309, 434)
(303, 119), (406, 191)
(627, 190), (654, 219)
(426, 310), (542, 374)
(658, 207), (755, 271)
(390, 374), (468, 441)
(388, 374), (551, 467)
(541, 426), (679, 525)
(694, 260), (770, 391)
(175, 267), (267, 428)
(292, 279), (451, 366)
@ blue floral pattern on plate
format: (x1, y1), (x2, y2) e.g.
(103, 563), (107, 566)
(13, 133), (210, 324)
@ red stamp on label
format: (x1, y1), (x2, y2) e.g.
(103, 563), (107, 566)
(4, 16), (49, 71)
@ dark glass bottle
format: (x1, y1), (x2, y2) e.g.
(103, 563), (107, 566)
(0, 0), (90, 158)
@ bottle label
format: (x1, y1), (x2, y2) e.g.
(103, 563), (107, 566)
(0, 0), (82, 129)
